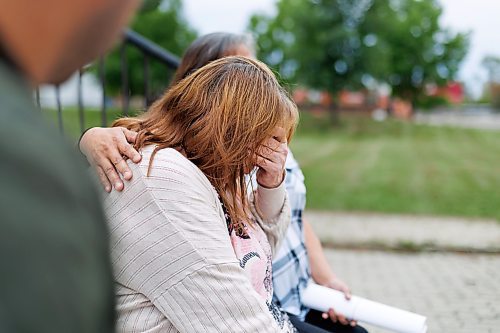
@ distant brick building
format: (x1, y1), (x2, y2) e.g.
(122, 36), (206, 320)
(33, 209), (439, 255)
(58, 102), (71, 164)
(292, 81), (464, 120)
(292, 88), (389, 111)
(425, 81), (464, 104)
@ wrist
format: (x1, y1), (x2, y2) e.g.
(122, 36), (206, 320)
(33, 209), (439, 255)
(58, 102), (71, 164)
(79, 127), (99, 153)
(255, 178), (286, 220)
(256, 170), (285, 189)
(313, 273), (337, 287)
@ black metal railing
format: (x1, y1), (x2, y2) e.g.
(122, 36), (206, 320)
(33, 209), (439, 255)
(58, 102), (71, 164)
(120, 29), (181, 113)
(36, 29), (180, 136)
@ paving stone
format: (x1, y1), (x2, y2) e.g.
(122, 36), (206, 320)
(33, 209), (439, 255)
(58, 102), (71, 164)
(323, 249), (500, 333)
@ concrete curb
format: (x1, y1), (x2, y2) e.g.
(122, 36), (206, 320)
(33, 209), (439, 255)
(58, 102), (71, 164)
(306, 211), (500, 254)
(320, 241), (500, 255)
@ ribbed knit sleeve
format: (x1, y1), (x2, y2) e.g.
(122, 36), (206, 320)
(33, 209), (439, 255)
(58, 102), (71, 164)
(104, 146), (284, 333)
(249, 181), (291, 258)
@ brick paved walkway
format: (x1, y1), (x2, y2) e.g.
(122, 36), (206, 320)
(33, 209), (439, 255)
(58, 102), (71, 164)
(324, 249), (500, 333)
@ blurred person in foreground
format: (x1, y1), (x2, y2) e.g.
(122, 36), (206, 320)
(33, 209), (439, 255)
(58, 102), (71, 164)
(80, 33), (368, 333)
(0, 0), (139, 331)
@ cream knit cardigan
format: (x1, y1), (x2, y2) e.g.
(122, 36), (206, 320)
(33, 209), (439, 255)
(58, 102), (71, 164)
(103, 146), (291, 333)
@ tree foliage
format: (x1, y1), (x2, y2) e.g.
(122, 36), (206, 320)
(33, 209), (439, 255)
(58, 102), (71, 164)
(374, 0), (469, 101)
(249, 0), (469, 104)
(100, 0), (197, 97)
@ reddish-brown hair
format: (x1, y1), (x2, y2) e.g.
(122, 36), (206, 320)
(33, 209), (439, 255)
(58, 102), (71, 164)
(113, 56), (297, 225)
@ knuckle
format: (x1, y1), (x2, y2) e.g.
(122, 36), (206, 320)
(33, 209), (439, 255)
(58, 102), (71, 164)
(104, 166), (117, 176)
(96, 168), (105, 178)
(117, 163), (129, 173)
(125, 146), (137, 157)
(102, 144), (111, 153)
(112, 155), (123, 165)
(123, 144), (133, 153)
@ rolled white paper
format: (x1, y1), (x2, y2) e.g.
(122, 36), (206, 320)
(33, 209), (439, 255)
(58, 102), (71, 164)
(302, 283), (427, 333)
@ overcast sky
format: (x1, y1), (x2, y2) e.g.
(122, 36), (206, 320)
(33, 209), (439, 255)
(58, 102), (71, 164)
(182, 0), (500, 97)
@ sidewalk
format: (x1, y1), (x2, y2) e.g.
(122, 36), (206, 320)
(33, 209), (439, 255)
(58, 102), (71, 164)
(306, 211), (500, 253)
(309, 211), (500, 332)
(324, 249), (500, 333)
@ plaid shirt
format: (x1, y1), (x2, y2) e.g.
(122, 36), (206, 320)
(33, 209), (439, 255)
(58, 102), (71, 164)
(271, 150), (311, 320)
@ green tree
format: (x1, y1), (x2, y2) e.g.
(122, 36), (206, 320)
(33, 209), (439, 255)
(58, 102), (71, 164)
(100, 0), (197, 98)
(249, 0), (389, 93)
(249, 0), (469, 106)
(375, 0), (469, 103)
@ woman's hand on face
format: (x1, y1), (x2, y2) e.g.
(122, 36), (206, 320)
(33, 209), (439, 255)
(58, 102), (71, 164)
(79, 127), (141, 192)
(255, 127), (288, 189)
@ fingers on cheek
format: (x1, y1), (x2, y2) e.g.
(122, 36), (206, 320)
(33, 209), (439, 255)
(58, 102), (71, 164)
(267, 141), (279, 151)
(261, 146), (274, 157)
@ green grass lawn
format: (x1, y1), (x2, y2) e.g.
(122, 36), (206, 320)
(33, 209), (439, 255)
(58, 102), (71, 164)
(292, 112), (500, 220)
(44, 107), (500, 220)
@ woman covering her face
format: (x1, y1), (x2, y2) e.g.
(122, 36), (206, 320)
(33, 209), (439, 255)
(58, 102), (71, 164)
(81, 32), (367, 333)
(105, 56), (299, 332)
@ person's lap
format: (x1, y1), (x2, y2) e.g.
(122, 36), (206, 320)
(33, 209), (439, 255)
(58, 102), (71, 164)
(289, 314), (330, 333)
(289, 310), (368, 333)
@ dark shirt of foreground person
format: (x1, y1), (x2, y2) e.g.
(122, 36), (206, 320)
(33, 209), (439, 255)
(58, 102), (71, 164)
(0, 59), (115, 332)
(0, 0), (139, 331)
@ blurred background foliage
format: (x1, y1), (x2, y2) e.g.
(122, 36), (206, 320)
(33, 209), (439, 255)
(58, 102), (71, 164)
(50, 0), (500, 220)
(96, 0), (471, 109)
(99, 0), (197, 97)
(249, 0), (469, 107)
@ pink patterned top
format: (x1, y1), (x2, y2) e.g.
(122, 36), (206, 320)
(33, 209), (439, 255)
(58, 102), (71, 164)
(222, 198), (296, 333)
